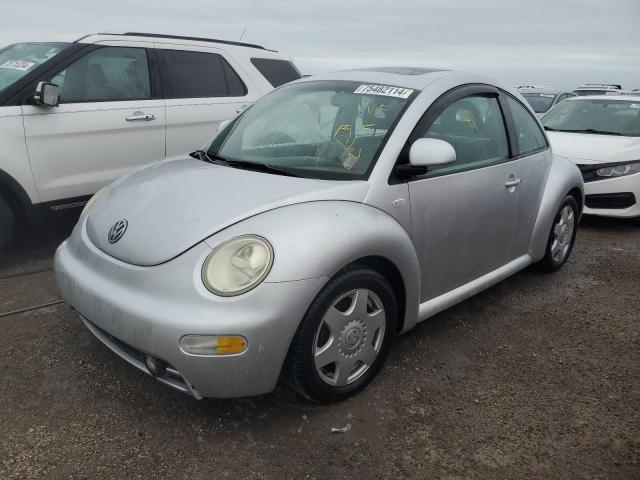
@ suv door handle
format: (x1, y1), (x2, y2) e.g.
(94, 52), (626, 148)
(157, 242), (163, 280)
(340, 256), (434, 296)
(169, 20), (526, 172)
(505, 178), (521, 188)
(125, 112), (156, 122)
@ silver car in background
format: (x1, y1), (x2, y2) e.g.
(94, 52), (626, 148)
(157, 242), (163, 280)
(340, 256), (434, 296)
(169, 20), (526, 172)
(517, 85), (577, 118)
(55, 68), (584, 402)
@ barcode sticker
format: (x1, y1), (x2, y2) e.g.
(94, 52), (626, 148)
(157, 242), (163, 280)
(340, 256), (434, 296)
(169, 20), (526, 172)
(354, 84), (414, 99)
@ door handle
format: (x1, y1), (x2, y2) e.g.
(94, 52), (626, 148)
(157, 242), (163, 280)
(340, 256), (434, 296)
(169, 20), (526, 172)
(236, 103), (251, 114)
(505, 178), (521, 188)
(125, 112), (156, 122)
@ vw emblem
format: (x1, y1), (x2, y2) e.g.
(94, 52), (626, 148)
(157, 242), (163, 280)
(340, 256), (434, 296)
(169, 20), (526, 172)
(108, 219), (128, 244)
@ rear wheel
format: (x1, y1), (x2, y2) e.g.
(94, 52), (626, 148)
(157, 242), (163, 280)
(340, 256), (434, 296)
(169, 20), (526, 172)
(283, 266), (397, 403)
(539, 195), (578, 272)
(0, 195), (16, 252)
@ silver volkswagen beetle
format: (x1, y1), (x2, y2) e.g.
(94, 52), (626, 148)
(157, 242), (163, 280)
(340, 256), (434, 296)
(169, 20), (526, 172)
(55, 67), (584, 402)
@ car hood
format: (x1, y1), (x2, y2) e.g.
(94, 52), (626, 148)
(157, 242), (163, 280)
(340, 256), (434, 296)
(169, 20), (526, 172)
(86, 157), (370, 266)
(547, 131), (640, 164)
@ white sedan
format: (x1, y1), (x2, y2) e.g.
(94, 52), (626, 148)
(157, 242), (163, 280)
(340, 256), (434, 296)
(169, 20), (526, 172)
(542, 96), (640, 221)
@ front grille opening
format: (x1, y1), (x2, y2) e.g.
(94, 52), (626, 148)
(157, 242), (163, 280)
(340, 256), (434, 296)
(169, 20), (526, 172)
(585, 193), (636, 210)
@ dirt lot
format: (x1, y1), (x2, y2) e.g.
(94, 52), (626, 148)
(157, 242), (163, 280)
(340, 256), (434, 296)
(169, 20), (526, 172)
(0, 213), (638, 479)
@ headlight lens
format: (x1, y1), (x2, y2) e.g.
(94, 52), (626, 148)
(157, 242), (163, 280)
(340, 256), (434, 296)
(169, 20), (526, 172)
(202, 235), (273, 296)
(596, 162), (640, 178)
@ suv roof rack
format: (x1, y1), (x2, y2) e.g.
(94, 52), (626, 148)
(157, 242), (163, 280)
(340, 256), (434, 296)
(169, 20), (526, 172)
(93, 32), (268, 51)
(576, 84), (622, 90)
(516, 85), (553, 90)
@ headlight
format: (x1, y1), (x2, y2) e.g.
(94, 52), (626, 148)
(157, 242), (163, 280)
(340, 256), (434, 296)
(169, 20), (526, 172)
(202, 235), (273, 296)
(596, 162), (640, 178)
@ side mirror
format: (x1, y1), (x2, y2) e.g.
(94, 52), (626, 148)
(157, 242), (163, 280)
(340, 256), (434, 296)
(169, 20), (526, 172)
(409, 138), (456, 167)
(33, 82), (60, 107)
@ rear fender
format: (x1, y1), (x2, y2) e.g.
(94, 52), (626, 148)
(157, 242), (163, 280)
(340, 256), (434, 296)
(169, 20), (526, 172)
(528, 155), (584, 262)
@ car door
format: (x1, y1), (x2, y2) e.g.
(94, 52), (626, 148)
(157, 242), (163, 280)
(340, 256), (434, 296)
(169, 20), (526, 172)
(21, 41), (166, 203)
(503, 95), (552, 254)
(156, 44), (261, 156)
(406, 86), (522, 301)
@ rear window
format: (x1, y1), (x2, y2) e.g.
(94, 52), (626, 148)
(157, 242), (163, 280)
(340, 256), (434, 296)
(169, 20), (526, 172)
(250, 58), (301, 87)
(159, 50), (247, 98)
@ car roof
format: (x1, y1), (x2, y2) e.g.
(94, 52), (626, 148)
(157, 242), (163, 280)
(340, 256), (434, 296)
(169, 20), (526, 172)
(566, 94), (640, 102)
(293, 67), (460, 91)
(76, 32), (274, 51)
(567, 94), (640, 102)
(4, 33), (273, 51)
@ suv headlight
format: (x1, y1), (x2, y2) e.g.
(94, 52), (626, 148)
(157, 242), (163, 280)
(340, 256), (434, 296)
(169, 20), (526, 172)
(202, 235), (273, 296)
(596, 162), (640, 178)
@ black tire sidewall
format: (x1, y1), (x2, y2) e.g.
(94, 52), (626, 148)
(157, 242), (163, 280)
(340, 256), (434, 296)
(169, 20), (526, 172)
(285, 267), (398, 403)
(0, 196), (16, 251)
(541, 195), (579, 272)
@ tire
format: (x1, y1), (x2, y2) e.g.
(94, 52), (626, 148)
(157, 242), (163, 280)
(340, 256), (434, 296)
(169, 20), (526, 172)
(283, 266), (398, 403)
(539, 195), (579, 272)
(0, 195), (16, 252)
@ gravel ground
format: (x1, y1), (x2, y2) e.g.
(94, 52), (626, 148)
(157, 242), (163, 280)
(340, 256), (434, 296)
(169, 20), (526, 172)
(0, 213), (638, 479)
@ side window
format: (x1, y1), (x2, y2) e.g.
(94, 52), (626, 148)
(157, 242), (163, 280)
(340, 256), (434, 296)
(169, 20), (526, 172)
(52, 47), (150, 103)
(250, 58), (301, 87)
(419, 95), (509, 175)
(159, 50), (247, 98)
(506, 96), (548, 155)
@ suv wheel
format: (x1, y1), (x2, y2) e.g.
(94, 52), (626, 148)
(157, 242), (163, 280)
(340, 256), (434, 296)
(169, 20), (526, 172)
(283, 266), (397, 403)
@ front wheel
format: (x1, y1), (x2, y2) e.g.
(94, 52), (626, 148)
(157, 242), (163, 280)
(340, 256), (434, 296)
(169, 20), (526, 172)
(539, 195), (579, 272)
(283, 266), (397, 403)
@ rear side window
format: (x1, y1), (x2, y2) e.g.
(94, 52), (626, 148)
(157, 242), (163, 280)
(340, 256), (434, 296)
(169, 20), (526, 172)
(159, 50), (247, 98)
(506, 96), (548, 155)
(250, 58), (300, 87)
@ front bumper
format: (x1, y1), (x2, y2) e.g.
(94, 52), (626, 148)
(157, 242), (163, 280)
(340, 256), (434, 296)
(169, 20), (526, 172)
(54, 221), (327, 398)
(582, 171), (640, 218)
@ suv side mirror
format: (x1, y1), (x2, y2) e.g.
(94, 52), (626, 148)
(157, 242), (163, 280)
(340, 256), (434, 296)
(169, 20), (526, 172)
(33, 82), (60, 107)
(409, 138), (456, 167)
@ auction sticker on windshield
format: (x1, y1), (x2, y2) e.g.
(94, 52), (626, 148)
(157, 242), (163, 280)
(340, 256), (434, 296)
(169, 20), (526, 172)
(0, 60), (36, 71)
(354, 84), (414, 99)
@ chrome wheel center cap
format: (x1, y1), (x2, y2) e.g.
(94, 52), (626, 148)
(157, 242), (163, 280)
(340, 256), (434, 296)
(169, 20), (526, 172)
(340, 320), (366, 356)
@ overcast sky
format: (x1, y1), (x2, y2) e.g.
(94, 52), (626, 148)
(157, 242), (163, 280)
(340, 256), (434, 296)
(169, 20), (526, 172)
(2, 0), (639, 89)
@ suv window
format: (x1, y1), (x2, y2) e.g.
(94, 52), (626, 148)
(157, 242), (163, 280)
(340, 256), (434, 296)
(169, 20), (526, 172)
(419, 95), (509, 175)
(159, 50), (246, 98)
(250, 58), (301, 87)
(506, 96), (548, 155)
(52, 47), (150, 103)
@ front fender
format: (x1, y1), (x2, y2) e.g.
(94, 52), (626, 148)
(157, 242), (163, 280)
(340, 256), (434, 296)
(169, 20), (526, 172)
(203, 200), (421, 333)
(528, 155), (584, 262)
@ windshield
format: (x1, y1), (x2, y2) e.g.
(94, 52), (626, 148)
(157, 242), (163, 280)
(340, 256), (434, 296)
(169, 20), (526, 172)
(0, 43), (68, 93)
(208, 80), (416, 180)
(522, 93), (557, 113)
(542, 98), (640, 137)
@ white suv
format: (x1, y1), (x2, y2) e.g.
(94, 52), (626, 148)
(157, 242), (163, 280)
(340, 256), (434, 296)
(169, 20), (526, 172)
(0, 32), (301, 249)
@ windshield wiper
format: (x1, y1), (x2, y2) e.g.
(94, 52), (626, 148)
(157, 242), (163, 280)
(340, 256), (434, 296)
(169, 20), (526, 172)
(223, 159), (304, 178)
(543, 126), (558, 131)
(189, 149), (212, 161)
(552, 128), (622, 136)
(199, 152), (303, 178)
